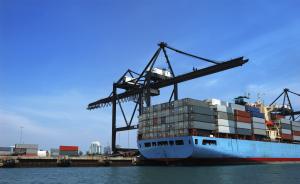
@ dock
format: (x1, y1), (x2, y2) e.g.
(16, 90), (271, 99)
(0, 155), (138, 168)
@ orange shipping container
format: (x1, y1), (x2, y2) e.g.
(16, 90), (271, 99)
(293, 131), (300, 136)
(235, 116), (251, 123)
(234, 110), (251, 118)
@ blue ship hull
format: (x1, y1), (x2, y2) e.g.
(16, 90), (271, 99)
(138, 136), (300, 163)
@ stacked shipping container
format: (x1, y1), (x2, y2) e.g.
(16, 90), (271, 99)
(59, 146), (79, 157)
(138, 98), (300, 142)
(246, 106), (267, 136)
(50, 148), (60, 157)
(278, 118), (293, 140)
(292, 121), (300, 141)
(234, 108), (252, 136)
(139, 98), (216, 139)
(0, 147), (13, 156)
(14, 144), (38, 156)
(212, 102), (236, 134)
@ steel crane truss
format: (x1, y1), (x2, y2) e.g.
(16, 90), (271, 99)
(88, 42), (248, 153)
(269, 88), (300, 121)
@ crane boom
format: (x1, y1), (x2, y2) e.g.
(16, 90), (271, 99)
(88, 57), (248, 109)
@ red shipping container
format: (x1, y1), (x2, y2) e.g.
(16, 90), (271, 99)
(235, 116), (251, 123)
(234, 110), (251, 118)
(59, 146), (79, 151)
(281, 134), (292, 140)
(293, 131), (300, 136)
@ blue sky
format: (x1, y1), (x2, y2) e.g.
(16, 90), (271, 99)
(0, 0), (300, 152)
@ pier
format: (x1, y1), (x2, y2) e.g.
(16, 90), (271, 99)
(0, 156), (138, 168)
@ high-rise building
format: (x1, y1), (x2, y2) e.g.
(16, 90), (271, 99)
(89, 141), (101, 155)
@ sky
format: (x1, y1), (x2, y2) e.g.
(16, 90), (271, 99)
(0, 0), (300, 152)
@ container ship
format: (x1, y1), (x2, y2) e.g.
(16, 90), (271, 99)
(137, 98), (300, 164)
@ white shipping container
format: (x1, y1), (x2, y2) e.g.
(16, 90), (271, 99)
(216, 105), (234, 114)
(38, 150), (47, 157)
(206, 98), (229, 106)
(282, 129), (292, 134)
(217, 119), (236, 127)
(280, 118), (291, 125)
(237, 122), (252, 129)
(252, 117), (265, 124)
(293, 136), (300, 141)
(217, 126), (236, 134)
(206, 98), (221, 106)
(229, 103), (245, 111)
(292, 121), (300, 127)
(253, 129), (267, 135)
(252, 123), (266, 129)
(292, 126), (300, 131)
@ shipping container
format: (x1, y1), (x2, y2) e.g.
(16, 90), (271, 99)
(281, 124), (291, 130)
(292, 121), (300, 127)
(235, 116), (251, 123)
(234, 110), (251, 118)
(0, 147), (13, 156)
(281, 129), (292, 135)
(50, 148), (59, 157)
(245, 105), (260, 113)
(0, 147), (12, 152)
(237, 122), (252, 129)
(217, 126), (236, 134)
(280, 119), (291, 125)
(26, 148), (38, 154)
(189, 121), (215, 130)
(281, 133), (293, 140)
(215, 105), (234, 114)
(205, 98), (228, 106)
(293, 131), (300, 136)
(15, 144), (38, 149)
(253, 129), (267, 135)
(252, 123), (266, 129)
(38, 150), (48, 157)
(236, 128), (252, 136)
(252, 117), (265, 124)
(59, 150), (78, 157)
(249, 111), (265, 118)
(216, 119), (236, 127)
(217, 112), (235, 121)
(293, 126), (300, 131)
(293, 136), (300, 141)
(229, 103), (246, 111)
(59, 146), (79, 151)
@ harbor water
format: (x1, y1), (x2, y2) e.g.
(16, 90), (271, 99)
(1, 164), (300, 184)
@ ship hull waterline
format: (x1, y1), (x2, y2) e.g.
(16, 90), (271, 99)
(138, 136), (300, 165)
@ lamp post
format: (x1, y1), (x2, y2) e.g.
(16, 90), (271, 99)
(19, 126), (24, 144)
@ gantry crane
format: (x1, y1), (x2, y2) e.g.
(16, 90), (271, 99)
(269, 88), (300, 121)
(87, 42), (248, 153)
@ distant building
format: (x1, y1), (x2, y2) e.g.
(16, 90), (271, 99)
(89, 141), (102, 155)
(103, 146), (111, 155)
